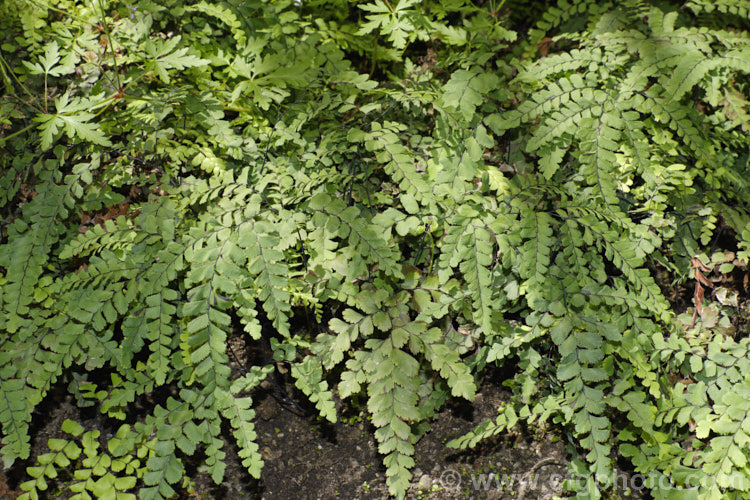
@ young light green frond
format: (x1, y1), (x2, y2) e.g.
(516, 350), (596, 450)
(686, 0), (750, 21)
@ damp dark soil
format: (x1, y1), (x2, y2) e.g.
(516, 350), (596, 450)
(0, 364), (647, 500)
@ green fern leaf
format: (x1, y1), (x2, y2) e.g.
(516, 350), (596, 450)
(440, 69), (499, 122)
(3, 163), (94, 335)
(292, 357), (337, 423)
(366, 341), (419, 499)
(366, 123), (431, 204)
(414, 327), (476, 400)
(686, 0), (750, 20)
(0, 378), (32, 467)
(142, 443), (184, 500)
(447, 404), (521, 450)
(308, 193), (403, 280)
(187, 2), (246, 46)
(437, 206), (494, 334)
(237, 219), (292, 337)
(219, 388), (263, 478)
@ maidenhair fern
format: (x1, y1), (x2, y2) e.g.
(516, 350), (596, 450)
(2, 0), (750, 499)
(449, 1), (750, 498)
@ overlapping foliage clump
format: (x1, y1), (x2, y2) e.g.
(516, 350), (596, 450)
(1, 0), (750, 498)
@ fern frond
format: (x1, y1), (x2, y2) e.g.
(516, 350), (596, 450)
(307, 193), (403, 280)
(524, 0), (613, 58)
(553, 317), (614, 482)
(291, 356), (337, 422)
(366, 122), (431, 205)
(237, 218), (293, 337)
(489, 73), (603, 134)
(180, 228), (235, 389)
(437, 207), (494, 334)
(187, 2), (246, 46)
(413, 327), (476, 399)
(686, 0), (750, 21)
(316, 301), (383, 369)
(634, 88), (714, 167)
(366, 341), (419, 499)
(3, 162), (93, 335)
(122, 288), (178, 386)
(439, 69), (499, 122)
(446, 404), (521, 450)
(141, 440), (184, 500)
(516, 48), (627, 84)
(18, 420), (142, 500)
(220, 367), (273, 481)
(0, 378), (31, 467)
(517, 209), (555, 285)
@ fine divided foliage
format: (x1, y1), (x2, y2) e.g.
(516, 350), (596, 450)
(1, 0), (750, 498)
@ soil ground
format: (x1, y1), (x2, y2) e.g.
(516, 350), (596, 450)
(0, 364), (646, 500)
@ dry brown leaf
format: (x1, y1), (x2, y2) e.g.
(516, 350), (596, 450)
(691, 257), (712, 273)
(695, 269), (714, 288)
(537, 37), (553, 57)
(694, 282), (705, 318)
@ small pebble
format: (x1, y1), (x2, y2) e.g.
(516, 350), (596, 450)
(418, 474), (432, 490)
